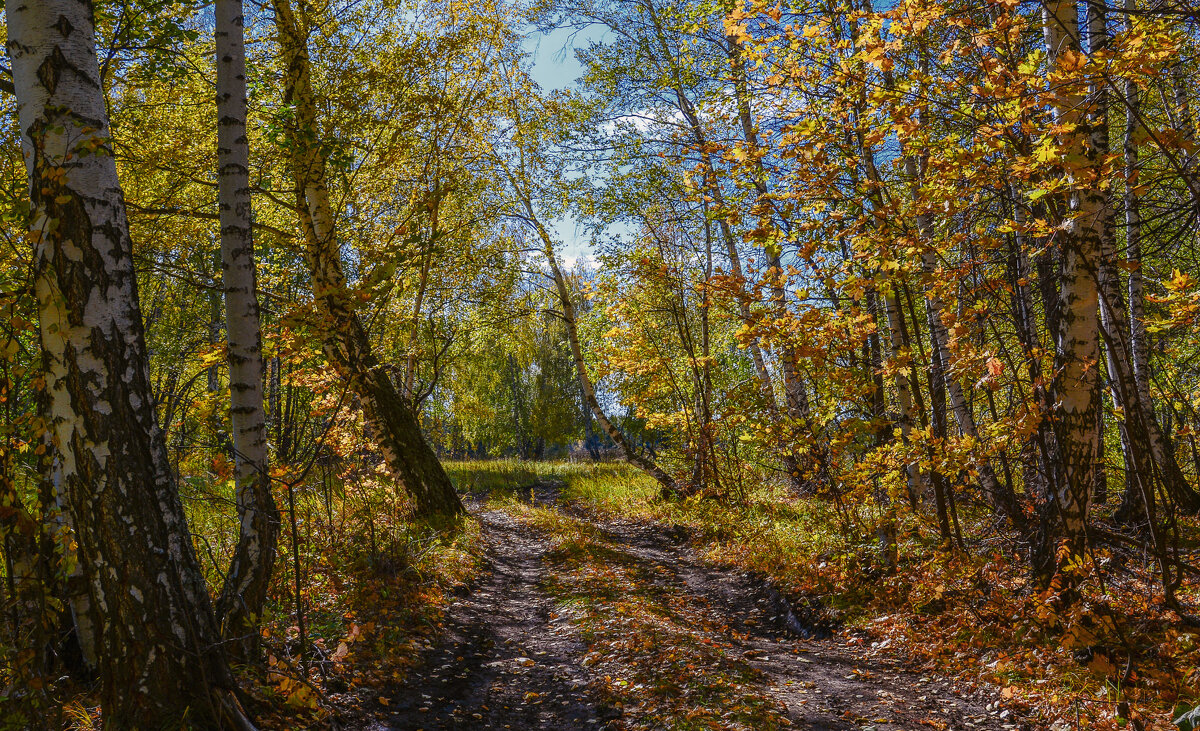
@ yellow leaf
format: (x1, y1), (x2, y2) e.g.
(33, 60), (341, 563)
(1057, 49), (1085, 72)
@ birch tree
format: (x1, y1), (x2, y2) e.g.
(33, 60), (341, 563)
(5, 0), (249, 725)
(214, 0), (280, 662)
(1039, 0), (1101, 577)
(272, 0), (464, 516)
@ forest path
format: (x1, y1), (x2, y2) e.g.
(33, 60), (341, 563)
(361, 489), (610, 730)
(363, 483), (1017, 730)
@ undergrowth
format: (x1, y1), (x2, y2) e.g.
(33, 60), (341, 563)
(43, 468), (488, 730)
(249, 470), (484, 728)
(463, 458), (1200, 731)
(34, 457), (1200, 730)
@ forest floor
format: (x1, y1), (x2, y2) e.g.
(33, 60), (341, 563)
(344, 481), (1020, 731)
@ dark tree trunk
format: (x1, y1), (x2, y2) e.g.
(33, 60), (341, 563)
(273, 0), (462, 518)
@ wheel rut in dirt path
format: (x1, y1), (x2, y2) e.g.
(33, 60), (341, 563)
(580, 515), (1022, 730)
(365, 486), (1021, 730)
(363, 501), (617, 730)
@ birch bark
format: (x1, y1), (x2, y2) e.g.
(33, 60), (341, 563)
(6, 0), (248, 724)
(214, 0), (280, 662)
(273, 0), (463, 516)
(1123, 0), (1151, 408)
(1041, 0), (1100, 560)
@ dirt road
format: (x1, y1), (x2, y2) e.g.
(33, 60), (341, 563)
(358, 488), (1020, 730)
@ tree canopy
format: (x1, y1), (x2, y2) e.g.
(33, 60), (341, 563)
(5, 0), (1200, 726)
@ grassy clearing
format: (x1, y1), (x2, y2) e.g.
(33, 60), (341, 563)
(469, 459), (1195, 730)
(443, 458), (657, 503)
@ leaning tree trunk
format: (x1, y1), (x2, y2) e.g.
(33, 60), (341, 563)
(214, 0), (280, 663)
(1100, 178), (1199, 520)
(5, 1), (250, 726)
(273, 0), (462, 517)
(1088, 0), (1145, 520)
(1084, 0), (1200, 519)
(645, 9), (775, 412)
(524, 203), (679, 493)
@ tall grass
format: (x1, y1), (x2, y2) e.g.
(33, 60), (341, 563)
(444, 458), (659, 505)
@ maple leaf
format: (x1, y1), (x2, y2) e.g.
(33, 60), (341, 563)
(1056, 49), (1085, 71)
(1167, 268), (1196, 291)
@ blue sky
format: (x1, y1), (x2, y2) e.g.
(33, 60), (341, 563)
(525, 25), (589, 92)
(521, 26), (601, 267)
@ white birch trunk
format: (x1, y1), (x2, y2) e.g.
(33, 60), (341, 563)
(1042, 0), (1100, 542)
(1123, 0), (1152, 411)
(214, 0), (279, 661)
(6, 0), (248, 725)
